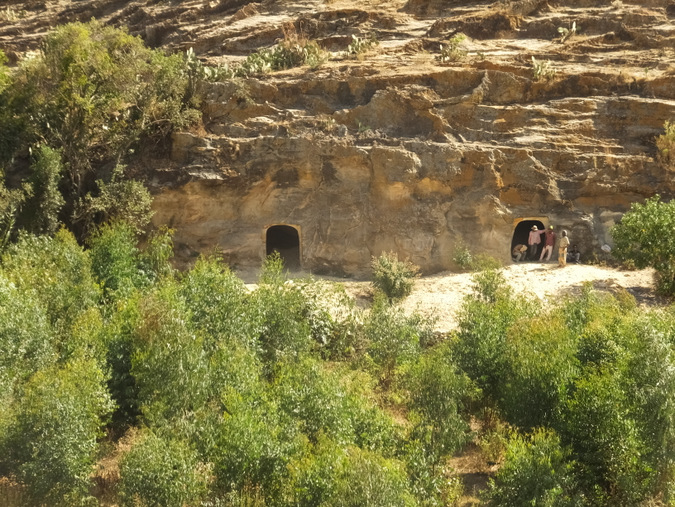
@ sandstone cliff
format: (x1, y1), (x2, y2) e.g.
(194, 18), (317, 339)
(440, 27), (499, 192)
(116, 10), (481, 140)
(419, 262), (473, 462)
(2, 0), (674, 276)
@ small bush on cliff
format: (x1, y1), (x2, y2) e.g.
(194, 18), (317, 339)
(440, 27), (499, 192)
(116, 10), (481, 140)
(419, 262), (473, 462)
(531, 56), (556, 81)
(452, 242), (502, 272)
(656, 120), (675, 168)
(371, 251), (419, 301)
(235, 39), (327, 77)
(438, 34), (467, 63)
(347, 34), (379, 59)
(611, 195), (675, 295)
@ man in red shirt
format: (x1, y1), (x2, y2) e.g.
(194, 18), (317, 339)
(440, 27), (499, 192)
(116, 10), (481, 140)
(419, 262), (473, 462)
(539, 225), (557, 262)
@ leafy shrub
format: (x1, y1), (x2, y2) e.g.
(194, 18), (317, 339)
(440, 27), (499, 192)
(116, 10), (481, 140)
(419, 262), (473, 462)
(611, 195), (675, 294)
(438, 34), (467, 63)
(2, 229), (101, 336)
(343, 371), (401, 455)
(285, 436), (348, 506)
(179, 255), (255, 350)
(452, 242), (474, 270)
(455, 270), (538, 401)
(364, 294), (426, 385)
(406, 342), (475, 463)
(213, 390), (305, 500)
(0, 274), (54, 399)
(486, 429), (578, 506)
(8, 20), (198, 198)
(618, 315), (675, 502)
(532, 56), (556, 81)
(275, 358), (355, 445)
(2, 358), (113, 504)
(294, 279), (362, 360)
(119, 431), (209, 507)
(560, 369), (650, 505)
(251, 253), (313, 369)
(329, 448), (414, 507)
(656, 120), (675, 168)
(452, 243), (502, 272)
(500, 315), (579, 430)
(131, 285), (211, 429)
(73, 166), (154, 237)
(371, 251), (419, 301)
(346, 34), (379, 58)
(24, 145), (64, 235)
(87, 221), (148, 300)
(100, 297), (142, 430)
(0, 176), (28, 251)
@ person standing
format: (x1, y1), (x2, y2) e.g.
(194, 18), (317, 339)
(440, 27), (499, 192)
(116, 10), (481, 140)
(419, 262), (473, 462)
(528, 225), (544, 260)
(558, 230), (570, 267)
(539, 225), (557, 262)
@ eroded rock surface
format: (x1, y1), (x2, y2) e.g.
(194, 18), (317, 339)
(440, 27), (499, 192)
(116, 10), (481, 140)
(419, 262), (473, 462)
(2, 0), (674, 275)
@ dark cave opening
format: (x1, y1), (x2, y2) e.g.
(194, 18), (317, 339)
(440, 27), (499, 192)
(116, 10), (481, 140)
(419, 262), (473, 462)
(511, 219), (546, 260)
(266, 225), (300, 270)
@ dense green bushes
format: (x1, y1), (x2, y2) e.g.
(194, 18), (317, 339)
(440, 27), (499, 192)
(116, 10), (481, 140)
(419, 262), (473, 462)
(455, 270), (675, 505)
(0, 217), (673, 505)
(612, 195), (675, 295)
(0, 21), (198, 241)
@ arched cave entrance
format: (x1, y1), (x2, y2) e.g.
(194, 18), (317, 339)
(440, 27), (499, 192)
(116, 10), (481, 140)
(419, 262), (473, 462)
(266, 225), (301, 270)
(511, 219), (546, 260)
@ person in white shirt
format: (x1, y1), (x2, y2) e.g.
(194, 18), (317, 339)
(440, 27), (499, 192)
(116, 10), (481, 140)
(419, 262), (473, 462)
(558, 230), (571, 267)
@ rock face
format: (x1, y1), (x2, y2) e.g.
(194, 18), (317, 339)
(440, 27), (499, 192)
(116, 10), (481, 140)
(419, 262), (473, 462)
(3, 0), (675, 276)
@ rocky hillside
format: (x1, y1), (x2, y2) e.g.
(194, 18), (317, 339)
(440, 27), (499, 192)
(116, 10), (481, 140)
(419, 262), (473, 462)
(2, 0), (674, 276)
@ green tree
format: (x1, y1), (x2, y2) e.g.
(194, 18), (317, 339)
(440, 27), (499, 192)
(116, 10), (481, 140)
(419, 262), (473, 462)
(611, 195), (675, 294)
(455, 269), (538, 402)
(131, 284), (210, 429)
(275, 358), (356, 445)
(501, 315), (579, 430)
(8, 20), (198, 197)
(1, 357), (113, 505)
(213, 389), (305, 501)
(73, 165), (154, 237)
(329, 448), (414, 507)
(0, 274), (54, 400)
(486, 429), (579, 507)
(561, 369), (650, 505)
(0, 175), (28, 251)
(119, 431), (209, 507)
(24, 145), (65, 235)
(179, 255), (256, 351)
(364, 294), (427, 386)
(2, 229), (101, 337)
(87, 221), (147, 300)
(251, 253), (313, 370)
(406, 342), (475, 464)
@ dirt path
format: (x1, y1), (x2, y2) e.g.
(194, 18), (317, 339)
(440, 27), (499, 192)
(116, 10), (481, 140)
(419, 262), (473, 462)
(339, 262), (661, 333)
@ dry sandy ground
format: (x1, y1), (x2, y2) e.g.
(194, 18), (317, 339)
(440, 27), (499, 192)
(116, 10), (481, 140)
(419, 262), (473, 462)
(338, 262), (662, 333)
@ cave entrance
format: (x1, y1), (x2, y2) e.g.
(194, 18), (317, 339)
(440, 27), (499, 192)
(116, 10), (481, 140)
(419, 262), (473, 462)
(265, 225), (301, 270)
(511, 218), (547, 260)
